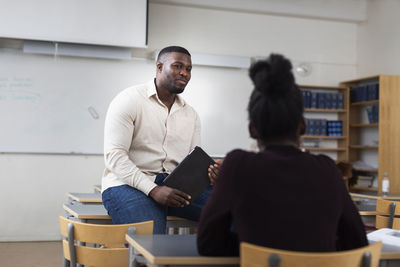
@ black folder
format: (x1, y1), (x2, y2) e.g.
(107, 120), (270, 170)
(163, 146), (215, 202)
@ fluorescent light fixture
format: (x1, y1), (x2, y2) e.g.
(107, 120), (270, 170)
(154, 50), (251, 69)
(23, 40), (132, 60)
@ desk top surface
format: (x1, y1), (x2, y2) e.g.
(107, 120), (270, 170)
(126, 234), (400, 263)
(126, 234), (239, 265)
(374, 242), (400, 260)
(63, 203), (110, 219)
(351, 193), (400, 201)
(67, 192), (102, 203)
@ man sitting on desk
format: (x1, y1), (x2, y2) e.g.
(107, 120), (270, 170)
(101, 46), (220, 234)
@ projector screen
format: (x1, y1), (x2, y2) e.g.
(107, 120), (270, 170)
(0, 0), (148, 47)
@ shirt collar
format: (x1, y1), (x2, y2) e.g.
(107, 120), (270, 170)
(146, 79), (185, 107)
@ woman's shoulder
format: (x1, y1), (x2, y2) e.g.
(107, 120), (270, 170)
(225, 149), (256, 159)
(311, 153), (338, 167)
(222, 149), (260, 167)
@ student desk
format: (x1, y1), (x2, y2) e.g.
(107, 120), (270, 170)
(63, 203), (111, 224)
(125, 233), (400, 267)
(372, 242), (400, 267)
(67, 192), (102, 204)
(63, 203), (197, 233)
(125, 234), (239, 267)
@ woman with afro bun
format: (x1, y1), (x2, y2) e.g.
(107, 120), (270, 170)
(197, 54), (368, 256)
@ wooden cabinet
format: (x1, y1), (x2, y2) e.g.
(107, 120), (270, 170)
(340, 75), (400, 194)
(299, 84), (349, 162)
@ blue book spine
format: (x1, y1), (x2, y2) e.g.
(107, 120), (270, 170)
(318, 93), (326, 109)
(301, 90), (307, 108)
(375, 83), (379, 100)
(350, 88), (356, 103)
(311, 92), (317, 108)
(372, 105), (379, 123)
(327, 121), (333, 136)
(332, 93), (338, 109)
(309, 119), (315, 135)
(367, 84), (375, 101)
(355, 86), (361, 102)
(361, 85), (368, 102)
(326, 93), (332, 109)
(305, 119), (310, 135)
(315, 119), (321, 136)
(337, 93), (344, 109)
(337, 121), (343, 136)
(321, 119), (327, 136)
(366, 106), (374, 123)
(306, 91), (312, 108)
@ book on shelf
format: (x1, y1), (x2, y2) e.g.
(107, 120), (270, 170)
(305, 119), (341, 136)
(327, 120), (342, 136)
(300, 89), (344, 109)
(356, 175), (375, 188)
(350, 83), (379, 103)
(337, 93), (344, 109)
(351, 161), (378, 171)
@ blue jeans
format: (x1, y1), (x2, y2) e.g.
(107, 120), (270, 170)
(102, 173), (212, 234)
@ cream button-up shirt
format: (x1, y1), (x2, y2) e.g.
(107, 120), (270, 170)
(102, 80), (201, 195)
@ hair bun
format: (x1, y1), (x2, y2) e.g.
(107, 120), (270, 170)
(249, 54), (295, 97)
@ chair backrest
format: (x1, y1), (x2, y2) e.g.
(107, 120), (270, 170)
(376, 199), (400, 229)
(240, 242), (382, 267)
(59, 216), (153, 267)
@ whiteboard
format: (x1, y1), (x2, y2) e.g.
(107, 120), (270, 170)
(0, 0), (148, 47)
(0, 49), (253, 155)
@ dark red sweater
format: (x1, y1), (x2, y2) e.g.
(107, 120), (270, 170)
(197, 146), (368, 256)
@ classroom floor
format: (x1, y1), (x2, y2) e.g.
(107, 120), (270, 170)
(0, 241), (62, 267)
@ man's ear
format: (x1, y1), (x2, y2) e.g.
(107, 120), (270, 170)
(156, 62), (163, 73)
(298, 116), (306, 135)
(248, 122), (259, 139)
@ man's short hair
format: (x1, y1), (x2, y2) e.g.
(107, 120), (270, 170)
(157, 46), (191, 62)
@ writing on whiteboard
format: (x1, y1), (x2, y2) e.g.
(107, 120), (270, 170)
(0, 77), (40, 102)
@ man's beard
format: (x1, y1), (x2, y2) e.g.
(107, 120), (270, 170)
(167, 84), (185, 94)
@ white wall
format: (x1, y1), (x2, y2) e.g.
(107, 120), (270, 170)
(0, 2), (358, 241)
(0, 154), (104, 241)
(357, 0), (400, 77)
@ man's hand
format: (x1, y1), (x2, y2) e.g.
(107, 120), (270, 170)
(208, 159), (222, 186)
(149, 186), (191, 207)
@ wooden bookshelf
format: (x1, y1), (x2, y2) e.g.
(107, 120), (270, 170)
(353, 169), (378, 173)
(351, 100), (379, 106)
(301, 147), (346, 152)
(349, 145), (378, 149)
(350, 186), (378, 192)
(341, 75), (400, 194)
(300, 84), (349, 161)
(301, 135), (346, 140)
(305, 108), (346, 113)
(350, 123), (378, 128)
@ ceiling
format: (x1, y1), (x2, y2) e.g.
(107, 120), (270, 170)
(150, 0), (368, 23)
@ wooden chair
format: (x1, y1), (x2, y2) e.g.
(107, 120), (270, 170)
(59, 216), (153, 267)
(240, 242), (382, 267)
(376, 199), (400, 229)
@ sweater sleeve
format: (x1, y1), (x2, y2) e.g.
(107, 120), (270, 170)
(336, 185), (369, 250)
(197, 150), (240, 256)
